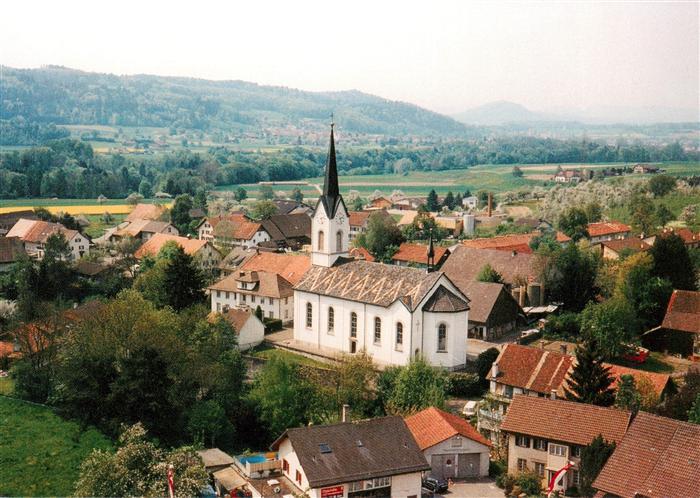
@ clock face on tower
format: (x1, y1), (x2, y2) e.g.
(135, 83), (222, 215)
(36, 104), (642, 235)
(337, 215), (345, 224)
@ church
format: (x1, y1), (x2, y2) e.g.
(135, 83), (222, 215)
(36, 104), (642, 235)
(293, 124), (470, 369)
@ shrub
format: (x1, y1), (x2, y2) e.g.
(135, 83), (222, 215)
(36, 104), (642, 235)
(448, 372), (481, 397)
(489, 459), (507, 479)
(263, 317), (283, 333)
(496, 473), (515, 494)
(515, 470), (542, 496)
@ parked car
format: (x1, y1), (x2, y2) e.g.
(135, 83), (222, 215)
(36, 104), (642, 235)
(622, 345), (649, 364)
(422, 476), (448, 494)
(462, 400), (479, 417)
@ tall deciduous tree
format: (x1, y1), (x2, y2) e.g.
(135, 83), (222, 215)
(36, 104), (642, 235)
(558, 207), (589, 241)
(540, 243), (599, 312)
(650, 233), (696, 290)
(361, 212), (404, 262)
(170, 194), (193, 233)
(565, 341), (615, 406)
(648, 174), (676, 197)
(384, 357), (449, 415)
(580, 298), (636, 361)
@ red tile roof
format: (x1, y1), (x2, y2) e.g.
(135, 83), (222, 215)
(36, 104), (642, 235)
(405, 406), (491, 450)
(488, 343), (574, 396)
(500, 395), (631, 446)
(658, 227), (700, 245)
(239, 252), (311, 286)
(587, 221), (631, 237)
(442, 246), (541, 287)
(662, 289), (700, 334)
(349, 246), (375, 262)
(392, 243), (448, 265)
(604, 364), (671, 397)
(461, 232), (570, 253)
(135, 233), (210, 259)
(600, 238), (651, 254)
(593, 412), (700, 498)
(209, 308), (256, 333)
(349, 211), (371, 227)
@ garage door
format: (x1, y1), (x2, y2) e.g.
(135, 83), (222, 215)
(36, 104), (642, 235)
(457, 453), (481, 477)
(430, 454), (455, 480)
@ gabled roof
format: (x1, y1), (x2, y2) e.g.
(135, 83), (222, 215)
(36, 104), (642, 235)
(662, 289), (700, 334)
(213, 218), (263, 240)
(125, 203), (164, 222)
(295, 258), (446, 311)
(0, 210), (38, 230)
(422, 285), (469, 312)
(587, 221), (631, 237)
(593, 412), (700, 498)
(488, 343), (574, 396)
(210, 308), (261, 333)
(392, 242), (448, 265)
(500, 395), (631, 446)
(349, 246), (375, 262)
(349, 210), (371, 228)
(134, 233), (211, 259)
(196, 448), (235, 469)
(115, 219), (174, 237)
(208, 271), (294, 298)
(270, 416), (429, 488)
(7, 219), (80, 244)
(441, 246), (541, 287)
(604, 363), (671, 397)
(461, 280), (521, 324)
(260, 213), (311, 241)
(405, 407), (491, 450)
(239, 252), (311, 285)
(599, 238), (651, 254)
(657, 227), (700, 245)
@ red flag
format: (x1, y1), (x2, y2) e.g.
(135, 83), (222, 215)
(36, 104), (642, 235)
(167, 465), (175, 498)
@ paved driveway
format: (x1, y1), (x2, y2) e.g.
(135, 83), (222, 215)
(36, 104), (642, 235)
(423, 478), (503, 498)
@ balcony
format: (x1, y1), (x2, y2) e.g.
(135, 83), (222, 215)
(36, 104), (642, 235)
(478, 408), (503, 422)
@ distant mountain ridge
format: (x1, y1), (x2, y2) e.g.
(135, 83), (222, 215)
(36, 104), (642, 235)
(454, 100), (700, 125)
(0, 65), (468, 137)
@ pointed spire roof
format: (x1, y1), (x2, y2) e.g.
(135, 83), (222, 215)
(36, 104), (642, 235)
(318, 121), (343, 218)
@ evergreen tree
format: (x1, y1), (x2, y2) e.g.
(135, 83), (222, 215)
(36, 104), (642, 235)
(170, 194), (193, 233)
(688, 393), (700, 424)
(426, 189), (439, 211)
(292, 187), (304, 203)
(443, 191), (455, 210)
(162, 246), (205, 311)
(614, 374), (641, 413)
(193, 187), (207, 211)
(565, 341), (615, 406)
(579, 435), (616, 496)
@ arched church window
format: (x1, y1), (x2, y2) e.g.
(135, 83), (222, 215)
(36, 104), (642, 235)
(306, 302), (313, 328)
(336, 230), (343, 252)
(374, 317), (382, 344)
(328, 306), (335, 333)
(350, 312), (357, 337)
(317, 230), (325, 251)
(395, 322), (403, 348)
(437, 323), (447, 352)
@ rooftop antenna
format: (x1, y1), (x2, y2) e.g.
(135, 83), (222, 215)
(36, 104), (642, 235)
(330, 112), (334, 129)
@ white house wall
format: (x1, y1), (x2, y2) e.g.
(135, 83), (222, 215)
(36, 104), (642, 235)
(238, 317), (265, 350)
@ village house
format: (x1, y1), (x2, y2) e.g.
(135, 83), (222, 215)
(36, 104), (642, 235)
(210, 307), (265, 350)
(238, 251), (311, 287)
(7, 218), (90, 261)
(260, 213), (311, 250)
(134, 233), (221, 270)
(348, 246), (375, 262)
(391, 242), (449, 269)
(462, 196), (478, 210)
(272, 199), (313, 216)
(198, 214), (271, 249)
(593, 238), (651, 260)
(0, 210), (38, 235)
(500, 396), (631, 494)
(405, 407), (491, 480)
(586, 221), (631, 244)
(0, 236), (25, 271)
(217, 246), (256, 276)
(348, 210), (392, 242)
(461, 281), (523, 341)
(644, 227), (700, 249)
(441, 246), (546, 307)
(593, 412), (700, 498)
(111, 219), (179, 242)
(293, 126), (471, 369)
(125, 203), (166, 223)
(391, 196), (424, 211)
(480, 343), (672, 443)
(552, 168), (585, 183)
(208, 270), (295, 322)
(643, 289), (700, 359)
(368, 196), (394, 210)
(632, 164), (660, 174)
(270, 415), (430, 498)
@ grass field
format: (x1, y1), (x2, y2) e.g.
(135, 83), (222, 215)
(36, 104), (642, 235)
(0, 377), (13, 396)
(216, 161), (700, 200)
(248, 343), (332, 369)
(0, 396), (112, 497)
(606, 190), (700, 228)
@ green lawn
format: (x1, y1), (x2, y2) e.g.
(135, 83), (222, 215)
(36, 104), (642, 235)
(248, 344), (332, 369)
(83, 213), (127, 239)
(0, 396), (112, 497)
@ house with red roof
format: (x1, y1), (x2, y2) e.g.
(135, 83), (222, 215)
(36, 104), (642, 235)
(405, 407), (491, 479)
(209, 308), (264, 350)
(391, 242), (449, 268)
(643, 289), (700, 358)
(586, 221), (631, 244)
(134, 233), (221, 270)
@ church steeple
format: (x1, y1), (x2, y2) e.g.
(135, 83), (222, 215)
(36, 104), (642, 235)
(319, 119), (341, 217)
(312, 117), (349, 267)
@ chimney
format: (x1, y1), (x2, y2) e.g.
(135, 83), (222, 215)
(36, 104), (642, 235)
(487, 192), (493, 218)
(560, 344), (567, 355)
(550, 389), (557, 400)
(491, 363), (499, 378)
(341, 404), (351, 423)
(511, 250), (517, 257)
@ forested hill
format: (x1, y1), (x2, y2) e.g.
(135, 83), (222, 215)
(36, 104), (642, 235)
(0, 65), (467, 137)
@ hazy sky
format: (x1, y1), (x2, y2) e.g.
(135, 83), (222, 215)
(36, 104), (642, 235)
(2, 1), (698, 115)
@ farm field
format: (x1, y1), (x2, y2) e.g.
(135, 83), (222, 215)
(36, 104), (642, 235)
(0, 396), (112, 497)
(0, 199), (171, 215)
(215, 161), (699, 200)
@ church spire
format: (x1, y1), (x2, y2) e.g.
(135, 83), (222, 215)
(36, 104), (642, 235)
(427, 229), (435, 272)
(323, 117), (340, 199)
(319, 116), (341, 217)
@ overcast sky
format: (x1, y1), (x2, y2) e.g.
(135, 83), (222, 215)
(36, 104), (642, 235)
(2, 1), (698, 116)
